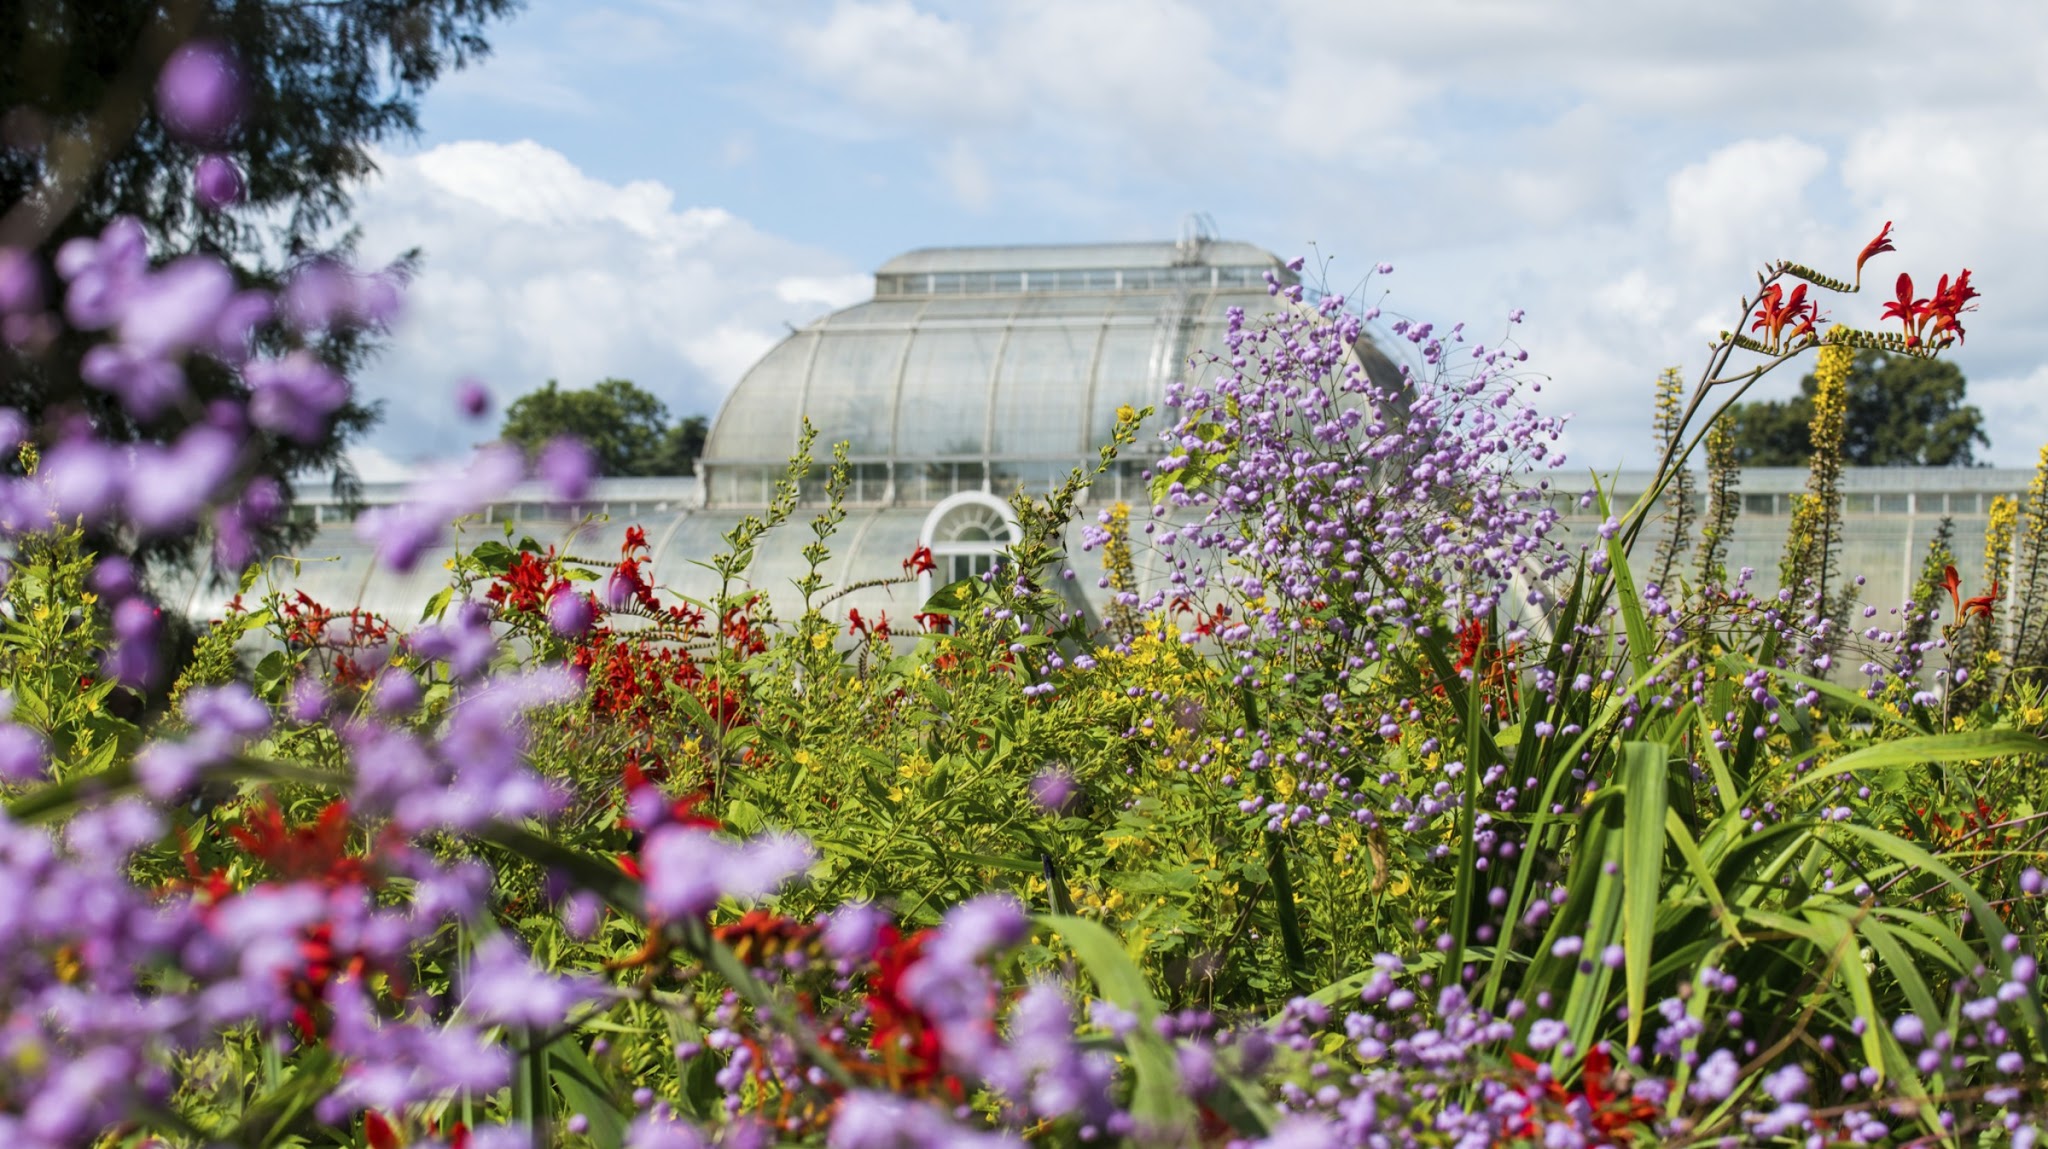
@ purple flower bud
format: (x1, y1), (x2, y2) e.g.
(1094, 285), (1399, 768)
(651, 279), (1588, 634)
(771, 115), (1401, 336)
(457, 378), (492, 418)
(106, 596), (164, 689)
(287, 676), (329, 723)
(0, 721), (48, 782)
(547, 587), (594, 636)
(1892, 1014), (1925, 1045)
(90, 555), (139, 601)
(156, 40), (243, 144)
(193, 154), (245, 211)
(0, 247), (43, 313)
(372, 669), (423, 715)
(246, 351), (348, 444)
(1030, 768), (1075, 813)
(2023, 868), (2043, 896)
(538, 436), (597, 502)
(822, 903), (889, 962)
(1601, 943), (1626, 969)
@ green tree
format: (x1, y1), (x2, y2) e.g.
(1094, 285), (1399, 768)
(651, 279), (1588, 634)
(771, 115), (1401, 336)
(1729, 349), (1989, 467)
(499, 378), (707, 476)
(0, 0), (523, 571)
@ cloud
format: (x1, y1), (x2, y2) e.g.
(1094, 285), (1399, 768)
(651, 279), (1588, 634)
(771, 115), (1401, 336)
(344, 140), (858, 460)
(1666, 137), (1830, 268)
(399, 0), (2048, 468)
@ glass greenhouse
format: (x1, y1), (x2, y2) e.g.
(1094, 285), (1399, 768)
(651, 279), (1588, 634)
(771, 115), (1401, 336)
(191, 236), (2035, 641)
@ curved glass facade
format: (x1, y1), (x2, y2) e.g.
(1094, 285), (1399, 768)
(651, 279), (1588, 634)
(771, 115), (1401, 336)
(698, 238), (1361, 508)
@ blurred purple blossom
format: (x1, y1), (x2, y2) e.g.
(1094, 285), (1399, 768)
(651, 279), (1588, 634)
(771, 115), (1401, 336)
(155, 40), (243, 144)
(193, 155), (244, 211)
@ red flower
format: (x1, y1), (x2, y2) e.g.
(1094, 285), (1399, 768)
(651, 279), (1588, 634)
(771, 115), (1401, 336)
(1942, 563), (1963, 617)
(1925, 268), (1979, 346)
(1751, 282), (1821, 346)
(902, 545), (936, 577)
(365, 1111), (402, 1149)
(623, 525), (648, 556)
(1881, 272), (1927, 344)
(914, 611), (951, 634)
(847, 608), (869, 637)
(1962, 579), (2000, 623)
(1855, 220), (1895, 285)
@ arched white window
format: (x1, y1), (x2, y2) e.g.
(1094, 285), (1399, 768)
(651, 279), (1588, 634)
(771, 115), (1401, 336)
(919, 491), (1022, 600)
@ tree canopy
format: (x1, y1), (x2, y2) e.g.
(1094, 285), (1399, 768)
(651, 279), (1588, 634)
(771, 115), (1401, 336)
(1, 0), (523, 571)
(1728, 349), (1989, 467)
(498, 378), (708, 477)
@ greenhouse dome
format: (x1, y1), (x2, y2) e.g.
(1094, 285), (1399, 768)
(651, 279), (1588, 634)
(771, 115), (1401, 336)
(199, 232), (1412, 631)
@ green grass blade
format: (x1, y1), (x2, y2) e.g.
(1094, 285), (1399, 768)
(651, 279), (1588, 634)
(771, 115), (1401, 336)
(1620, 741), (1668, 1050)
(1787, 729), (2048, 793)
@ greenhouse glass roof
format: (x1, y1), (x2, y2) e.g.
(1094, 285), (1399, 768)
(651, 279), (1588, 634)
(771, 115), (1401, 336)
(697, 237), (1396, 505)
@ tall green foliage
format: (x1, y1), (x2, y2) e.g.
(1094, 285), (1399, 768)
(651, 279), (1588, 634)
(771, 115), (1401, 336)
(1650, 367), (1696, 591)
(1695, 417), (1741, 587)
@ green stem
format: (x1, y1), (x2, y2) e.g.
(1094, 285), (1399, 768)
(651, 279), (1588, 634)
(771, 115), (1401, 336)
(1265, 830), (1309, 987)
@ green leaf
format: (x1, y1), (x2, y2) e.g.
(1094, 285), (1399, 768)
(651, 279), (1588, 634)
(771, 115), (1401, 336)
(421, 585), (455, 623)
(1788, 728), (2048, 792)
(1620, 742), (1667, 1051)
(1035, 914), (1195, 1140)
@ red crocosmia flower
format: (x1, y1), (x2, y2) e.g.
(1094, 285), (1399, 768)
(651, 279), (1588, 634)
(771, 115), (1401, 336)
(847, 608), (870, 638)
(1506, 1046), (1659, 1142)
(1882, 272), (1929, 344)
(1750, 282), (1820, 346)
(902, 545), (936, 577)
(623, 525), (648, 556)
(364, 1111), (402, 1149)
(1924, 268), (1979, 346)
(1942, 564), (1963, 617)
(1962, 580), (2000, 623)
(914, 611), (951, 634)
(1855, 220), (1895, 285)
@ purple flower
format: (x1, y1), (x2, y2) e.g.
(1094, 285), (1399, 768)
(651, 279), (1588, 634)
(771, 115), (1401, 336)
(547, 587), (594, 637)
(923, 894), (1028, 969)
(640, 827), (814, 921)
(156, 40), (243, 144)
(56, 217), (148, 331)
(355, 443), (524, 572)
(371, 669), (423, 715)
(80, 343), (188, 419)
(1689, 1048), (1739, 1102)
(462, 933), (603, 1029)
(184, 682), (269, 739)
(0, 721), (48, 782)
(1761, 1063), (1808, 1102)
(194, 154), (245, 211)
(538, 436), (596, 502)
(1526, 1017), (1567, 1051)
(89, 555), (139, 601)
(246, 351), (348, 444)
(119, 254), (236, 359)
(827, 1091), (1021, 1149)
(281, 260), (402, 333)
(125, 424), (239, 534)
(105, 597), (163, 689)
(0, 248), (43, 313)
(1892, 1014), (1925, 1045)
(457, 378), (491, 418)
(627, 1111), (710, 1149)
(1029, 768), (1076, 814)
(823, 903), (889, 962)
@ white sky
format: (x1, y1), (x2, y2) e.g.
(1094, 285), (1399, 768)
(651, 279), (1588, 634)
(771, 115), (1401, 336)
(341, 0), (2048, 479)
